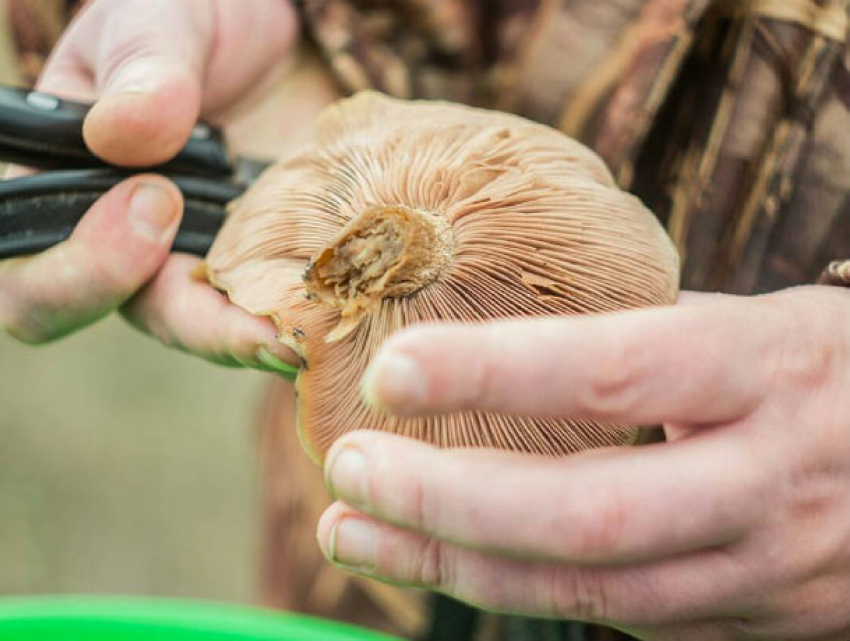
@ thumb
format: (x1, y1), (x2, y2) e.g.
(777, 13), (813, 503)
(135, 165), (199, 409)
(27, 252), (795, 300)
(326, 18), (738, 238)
(83, 58), (203, 168)
(51, 0), (217, 167)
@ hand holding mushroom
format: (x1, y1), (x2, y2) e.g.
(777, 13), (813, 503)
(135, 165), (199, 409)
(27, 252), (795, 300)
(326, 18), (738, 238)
(316, 286), (850, 640)
(0, 0), (301, 373)
(203, 93), (850, 638)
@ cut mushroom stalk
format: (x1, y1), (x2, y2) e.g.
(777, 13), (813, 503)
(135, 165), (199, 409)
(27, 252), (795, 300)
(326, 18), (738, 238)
(304, 205), (456, 341)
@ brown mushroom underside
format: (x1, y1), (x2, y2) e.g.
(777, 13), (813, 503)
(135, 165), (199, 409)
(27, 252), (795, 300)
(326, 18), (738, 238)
(205, 92), (680, 464)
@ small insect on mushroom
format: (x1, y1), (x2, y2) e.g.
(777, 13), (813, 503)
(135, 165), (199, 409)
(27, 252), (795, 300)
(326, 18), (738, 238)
(204, 91), (680, 464)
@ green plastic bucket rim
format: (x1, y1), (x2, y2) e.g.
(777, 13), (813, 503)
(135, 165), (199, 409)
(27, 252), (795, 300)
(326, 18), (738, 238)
(0, 595), (405, 641)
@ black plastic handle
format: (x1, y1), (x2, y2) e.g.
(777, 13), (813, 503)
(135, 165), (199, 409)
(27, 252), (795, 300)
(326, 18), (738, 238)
(0, 84), (233, 177)
(0, 169), (244, 259)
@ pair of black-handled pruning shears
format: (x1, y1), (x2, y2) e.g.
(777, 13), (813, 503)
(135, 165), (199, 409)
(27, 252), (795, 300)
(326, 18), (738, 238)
(0, 83), (271, 260)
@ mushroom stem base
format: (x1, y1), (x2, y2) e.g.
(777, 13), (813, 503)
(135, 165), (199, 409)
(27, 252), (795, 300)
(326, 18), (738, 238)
(303, 204), (454, 340)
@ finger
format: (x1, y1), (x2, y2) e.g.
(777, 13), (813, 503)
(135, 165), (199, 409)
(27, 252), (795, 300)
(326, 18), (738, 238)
(316, 502), (755, 625)
(121, 255), (299, 377)
(0, 175), (181, 343)
(76, 0), (213, 166)
(323, 431), (766, 565)
(37, 0), (299, 166)
(362, 295), (773, 426)
(37, 0), (211, 166)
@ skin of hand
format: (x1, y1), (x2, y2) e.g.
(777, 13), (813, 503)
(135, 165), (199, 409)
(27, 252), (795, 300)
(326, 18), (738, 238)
(0, 0), (301, 373)
(316, 286), (850, 641)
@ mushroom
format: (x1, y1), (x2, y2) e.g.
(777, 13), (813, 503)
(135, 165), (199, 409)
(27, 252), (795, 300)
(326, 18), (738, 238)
(205, 91), (680, 464)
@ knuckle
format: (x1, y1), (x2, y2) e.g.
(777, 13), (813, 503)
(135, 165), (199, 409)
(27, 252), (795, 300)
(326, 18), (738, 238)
(780, 477), (850, 579)
(122, 263), (202, 353)
(371, 445), (443, 534)
(550, 567), (610, 621)
(773, 336), (836, 392)
(579, 335), (645, 417)
(411, 475), (429, 530)
(129, 303), (174, 350)
(463, 323), (520, 411)
(394, 464), (433, 531)
(1, 311), (54, 344)
(567, 486), (628, 560)
(97, 0), (209, 85)
(98, 10), (165, 77)
(0, 288), (54, 345)
(766, 293), (847, 393)
(120, 282), (176, 347)
(412, 537), (456, 593)
(466, 341), (501, 410)
(223, 315), (263, 362)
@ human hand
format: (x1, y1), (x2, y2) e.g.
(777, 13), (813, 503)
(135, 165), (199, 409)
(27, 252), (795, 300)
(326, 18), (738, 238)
(316, 286), (850, 640)
(0, 0), (301, 373)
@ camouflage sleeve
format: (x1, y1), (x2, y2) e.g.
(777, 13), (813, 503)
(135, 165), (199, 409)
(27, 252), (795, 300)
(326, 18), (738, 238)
(5, 0), (86, 86)
(298, 1), (849, 296)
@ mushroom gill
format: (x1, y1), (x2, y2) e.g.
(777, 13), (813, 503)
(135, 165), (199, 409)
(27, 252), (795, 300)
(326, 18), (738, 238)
(205, 91), (680, 464)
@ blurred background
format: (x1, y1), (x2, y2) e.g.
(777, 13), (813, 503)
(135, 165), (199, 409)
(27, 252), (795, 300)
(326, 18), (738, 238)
(0, 319), (268, 602)
(0, 1), (270, 604)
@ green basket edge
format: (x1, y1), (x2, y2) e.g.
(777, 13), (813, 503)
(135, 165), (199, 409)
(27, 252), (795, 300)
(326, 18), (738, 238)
(0, 595), (406, 641)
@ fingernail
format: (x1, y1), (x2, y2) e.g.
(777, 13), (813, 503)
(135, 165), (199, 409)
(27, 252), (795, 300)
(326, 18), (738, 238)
(329, 518), (377, 570)
(326, 446), (368, 505)
(256, 346), (299, 380)
(128, 182), (179, 242)
(362, 352), (426, 410)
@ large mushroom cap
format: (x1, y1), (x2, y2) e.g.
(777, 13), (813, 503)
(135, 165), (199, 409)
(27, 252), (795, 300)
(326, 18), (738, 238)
(206, 91), (680, 464)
